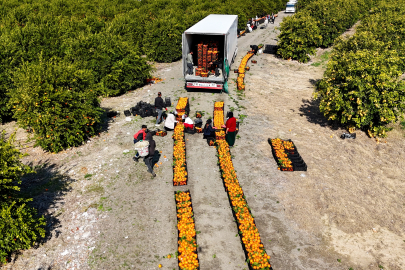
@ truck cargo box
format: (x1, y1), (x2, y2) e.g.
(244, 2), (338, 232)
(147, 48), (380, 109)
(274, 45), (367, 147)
(182, 14), (238, 92)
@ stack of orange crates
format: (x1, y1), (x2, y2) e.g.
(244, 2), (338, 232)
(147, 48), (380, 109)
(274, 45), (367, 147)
(196, 41), (220, 77)
(197, 43), (203, 68)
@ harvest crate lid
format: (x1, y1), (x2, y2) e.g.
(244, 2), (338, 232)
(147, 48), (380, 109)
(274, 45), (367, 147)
(185, 14), (238, 35)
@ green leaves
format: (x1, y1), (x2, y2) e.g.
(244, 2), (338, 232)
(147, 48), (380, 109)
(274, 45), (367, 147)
(9, 56), (103, 152)
(0, 131), (45, 264)
(277, 14), (322, 62)
(277, 0), (380, 62)
(316, 30), (405, 137)
(0, 131), (32, 201)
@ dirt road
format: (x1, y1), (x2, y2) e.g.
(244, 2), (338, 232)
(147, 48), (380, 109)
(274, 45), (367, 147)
(2, 10), (405, 270)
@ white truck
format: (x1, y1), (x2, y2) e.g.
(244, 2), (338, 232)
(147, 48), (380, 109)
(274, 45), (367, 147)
(285, 1), (297, 13)
(182, 14), (238, 93)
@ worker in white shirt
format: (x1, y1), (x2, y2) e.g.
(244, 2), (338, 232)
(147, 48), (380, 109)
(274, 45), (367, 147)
(164, 111), (178, 131)
(183, 114), (194, 130)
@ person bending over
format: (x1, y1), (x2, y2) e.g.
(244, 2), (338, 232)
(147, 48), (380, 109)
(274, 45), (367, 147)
(133, 125), (147, 161)
(183, 115), (194, 130)
(143, 132), (157, 177)
(164, 111), (178, 131)
(203, 119), (216, 139)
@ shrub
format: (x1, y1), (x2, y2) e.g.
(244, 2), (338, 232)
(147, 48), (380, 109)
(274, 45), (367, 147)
(277, 14), (322, 62)
(9, 56), (103, 152)
(277, 0), (380, 62)
(100, 51), (152, 96)
(63, 32), (152, 96)
(357, 3), (405, 69)
(141, 9), (187, 62)
(0, 131), (46, 264)
(0, 0), (288, 125)
(315, 32), (405, 137)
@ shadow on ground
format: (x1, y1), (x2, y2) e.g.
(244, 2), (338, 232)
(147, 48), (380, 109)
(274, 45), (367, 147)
(263, 44), (278, 54)
(20, 161), (75, 246)
(299, 98), (339, 129)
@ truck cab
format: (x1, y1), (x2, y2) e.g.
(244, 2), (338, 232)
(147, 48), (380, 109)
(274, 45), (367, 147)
(285, 2), (297, 13)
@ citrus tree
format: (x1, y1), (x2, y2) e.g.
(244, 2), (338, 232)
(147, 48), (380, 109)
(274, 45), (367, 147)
(277, 13), (322, 62)
(315, 32), (405, 137)
(9, 56), (103, 152)
(0, 131), (46, 264)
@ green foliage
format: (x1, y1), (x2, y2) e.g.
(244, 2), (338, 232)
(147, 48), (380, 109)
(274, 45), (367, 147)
(357, 2), (405, 70)
(0, 201), (46, 263)
(277, 13), (322, 62)
(277, 0), (381, 62)
(9, 56), (103, 152)
(315, 32), (405, 137)
(0, 132), (32, 200)
(0, 0), (288, 150)
(0, 131), (46, 264)
(315, 0), (405, 137)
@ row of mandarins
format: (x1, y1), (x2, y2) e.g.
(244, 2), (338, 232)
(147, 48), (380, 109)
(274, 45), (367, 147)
(173, 123), (188, 185)
(175, 191), (199, 270)
(270, 138), (293, 171)
(214, 101), (224, 129)
(237, 51), (254, 91)
(176, 97), (189, 121)
(216, 139), (272, 269)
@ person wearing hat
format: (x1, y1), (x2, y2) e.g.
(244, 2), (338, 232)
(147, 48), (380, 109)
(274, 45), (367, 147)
(133, 125), (148, 161)
(202, 119), (216, 139)
(164, 111), (178, 131)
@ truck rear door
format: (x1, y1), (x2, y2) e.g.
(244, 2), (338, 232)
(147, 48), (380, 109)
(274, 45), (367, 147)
(182, 33), (187, 77)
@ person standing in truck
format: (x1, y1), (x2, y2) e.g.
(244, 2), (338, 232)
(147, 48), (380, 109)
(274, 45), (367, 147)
(187, 51), (194, 75)
(155, 92), (167, 126)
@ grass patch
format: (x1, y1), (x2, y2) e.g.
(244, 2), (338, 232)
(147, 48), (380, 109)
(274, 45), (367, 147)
(311, 51), (331, 67)
(238, 114), (247, 123)
(85, 184), (105, 194)
(84, 173), (93, 179)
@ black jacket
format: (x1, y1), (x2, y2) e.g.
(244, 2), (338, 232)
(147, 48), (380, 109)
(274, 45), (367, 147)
(155, 97), (166, 110)
(145, 133), (156, 156)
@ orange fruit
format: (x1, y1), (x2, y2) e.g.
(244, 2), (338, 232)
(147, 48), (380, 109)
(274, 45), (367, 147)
(158, 264), (162, 268)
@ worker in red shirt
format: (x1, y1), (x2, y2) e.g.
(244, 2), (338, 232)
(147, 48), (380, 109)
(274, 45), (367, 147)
(225, 111), (237, 147)
(133, 125), (147, 161)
